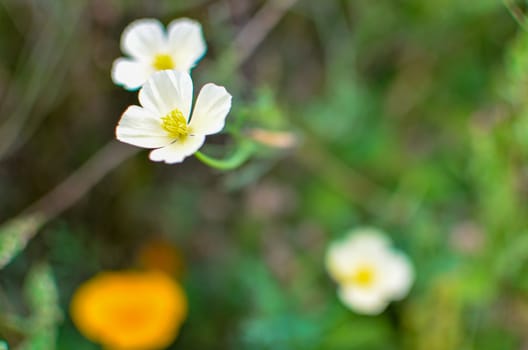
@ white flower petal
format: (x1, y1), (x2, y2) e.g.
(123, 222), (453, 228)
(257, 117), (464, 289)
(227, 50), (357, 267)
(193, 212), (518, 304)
(189, 83), (232, 135)
(167, 18), (207, 71)
(338, 286), (389, 315)
(116, 106), (173, 148)
(326, 229), (389, 283)
(325, 242), (359, 282)
(149, 135), (206, 163)
(121, 18), (167, 61)
(382, 252), (414, 300)
(111, 58), (153, 90)
(344, 228), (391, 252)
(139, 70), (193, 117)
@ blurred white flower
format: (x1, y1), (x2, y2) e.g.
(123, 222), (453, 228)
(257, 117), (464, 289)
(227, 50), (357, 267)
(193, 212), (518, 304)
(112, 18), (206, 90)
(326, 227), (414, 315)
(115, 70), (231, 164)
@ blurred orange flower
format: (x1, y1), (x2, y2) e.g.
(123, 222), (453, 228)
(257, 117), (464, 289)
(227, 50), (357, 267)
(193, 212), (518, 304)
(70, 270), (187, 350)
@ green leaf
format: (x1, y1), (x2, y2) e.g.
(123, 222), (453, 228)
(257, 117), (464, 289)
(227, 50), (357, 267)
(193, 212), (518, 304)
(17, 264), (61, 350)
(241, 314), (322, 350)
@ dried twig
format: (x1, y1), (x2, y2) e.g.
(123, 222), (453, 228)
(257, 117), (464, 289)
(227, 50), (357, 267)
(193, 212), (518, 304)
(24, 141), (137, 220)
(0, 142), (137, 269)
(231, 0), (298, 68)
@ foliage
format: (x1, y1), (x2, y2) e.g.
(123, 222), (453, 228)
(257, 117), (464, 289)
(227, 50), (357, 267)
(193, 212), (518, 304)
(1, 0), (528, 349)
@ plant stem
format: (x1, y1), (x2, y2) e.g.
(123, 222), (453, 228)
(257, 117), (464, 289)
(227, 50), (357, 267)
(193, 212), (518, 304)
(194, 142), (256, 171)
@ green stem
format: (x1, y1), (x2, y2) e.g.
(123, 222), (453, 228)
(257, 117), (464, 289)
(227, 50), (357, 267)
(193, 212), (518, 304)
(195, 142), (256, 171)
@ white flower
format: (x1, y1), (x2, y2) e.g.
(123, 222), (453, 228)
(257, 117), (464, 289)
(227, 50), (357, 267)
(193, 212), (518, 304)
(112, 18), (206, 90)
(326, 227), (414, 315)
(115, 70), (232, 164)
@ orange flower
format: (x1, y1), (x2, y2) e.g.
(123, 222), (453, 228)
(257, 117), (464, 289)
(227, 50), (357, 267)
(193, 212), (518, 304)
(70, 270), (187, 350)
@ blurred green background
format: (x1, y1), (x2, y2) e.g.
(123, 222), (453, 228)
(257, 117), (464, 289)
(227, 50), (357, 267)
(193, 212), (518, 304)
(2, 0), (528, 349)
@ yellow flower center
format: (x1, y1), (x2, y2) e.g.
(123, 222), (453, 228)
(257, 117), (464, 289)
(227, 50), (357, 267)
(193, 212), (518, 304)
(352, 265), (375, 287)
(161, 109), (190, 139)
(152, 54), (175, 70)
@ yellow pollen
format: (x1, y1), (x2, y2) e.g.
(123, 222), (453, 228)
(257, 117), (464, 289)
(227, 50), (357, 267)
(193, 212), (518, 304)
(161, 109), (189, 139)
(152, 54), (175, 70)
(352, 266), (375, 287)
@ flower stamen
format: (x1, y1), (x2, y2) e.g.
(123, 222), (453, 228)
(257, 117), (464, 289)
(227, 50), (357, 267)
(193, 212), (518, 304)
(352, 266), (375, 287)
(161, 109), (190, 140)
(152, 54), (175, 71)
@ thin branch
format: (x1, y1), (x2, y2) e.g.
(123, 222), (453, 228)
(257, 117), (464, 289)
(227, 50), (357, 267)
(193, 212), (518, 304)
(24, 141), (138, 220)
(230, 0), (299, 68)
(0, 142), (137, 268)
